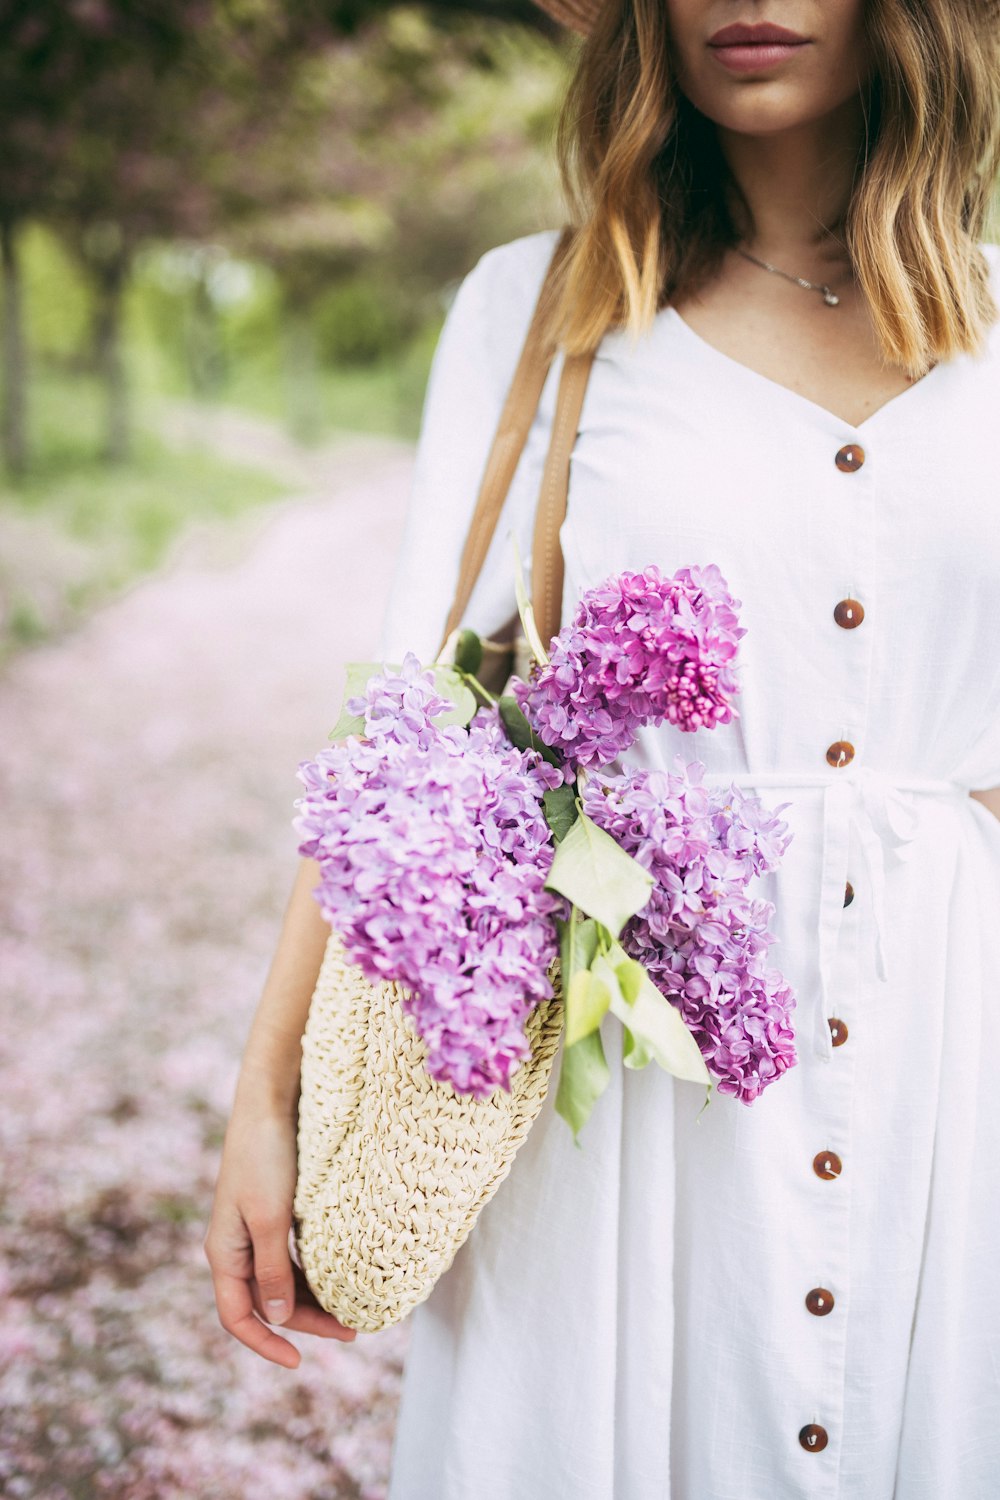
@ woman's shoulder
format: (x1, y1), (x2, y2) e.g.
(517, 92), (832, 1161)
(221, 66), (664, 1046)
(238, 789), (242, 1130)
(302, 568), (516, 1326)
(461, 226), (563, 308)
(444, 228), (563, 394)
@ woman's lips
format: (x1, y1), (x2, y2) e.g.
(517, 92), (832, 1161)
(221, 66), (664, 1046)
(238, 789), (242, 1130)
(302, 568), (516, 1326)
(709, 41), (810, 73)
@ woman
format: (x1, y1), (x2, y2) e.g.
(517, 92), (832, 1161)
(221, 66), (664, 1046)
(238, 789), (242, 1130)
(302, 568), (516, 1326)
(205, 1), (1000, 1495)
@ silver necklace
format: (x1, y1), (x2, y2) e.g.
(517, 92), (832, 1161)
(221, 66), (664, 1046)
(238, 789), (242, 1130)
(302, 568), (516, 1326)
(737, 246), (841, 306)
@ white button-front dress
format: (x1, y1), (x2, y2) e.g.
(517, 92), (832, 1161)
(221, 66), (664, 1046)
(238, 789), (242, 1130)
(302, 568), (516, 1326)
(375, 228), (1000, 1500)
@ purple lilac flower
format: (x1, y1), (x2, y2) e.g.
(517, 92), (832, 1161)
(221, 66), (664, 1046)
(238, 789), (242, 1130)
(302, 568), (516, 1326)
(582, 755), (797, 1103)
(294, 653), (565, 1098)
(512, 563), (746, 771)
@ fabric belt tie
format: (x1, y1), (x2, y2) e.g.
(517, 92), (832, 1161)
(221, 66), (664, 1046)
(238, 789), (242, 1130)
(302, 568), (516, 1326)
(698, 767), (970, 1063)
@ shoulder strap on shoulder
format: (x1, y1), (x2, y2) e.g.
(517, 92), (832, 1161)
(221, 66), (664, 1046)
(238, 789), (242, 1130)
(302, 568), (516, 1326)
(437, 227), (575, 655)
(531, 347), (596, 651)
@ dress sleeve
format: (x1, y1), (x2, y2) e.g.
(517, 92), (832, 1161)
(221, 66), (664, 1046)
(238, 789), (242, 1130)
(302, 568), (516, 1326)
(375, 229), (562, 664)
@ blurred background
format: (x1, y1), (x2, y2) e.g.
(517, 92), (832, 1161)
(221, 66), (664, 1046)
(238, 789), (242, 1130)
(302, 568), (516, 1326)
(0, 2), (574, 1496)
(0, 0), (573, 653)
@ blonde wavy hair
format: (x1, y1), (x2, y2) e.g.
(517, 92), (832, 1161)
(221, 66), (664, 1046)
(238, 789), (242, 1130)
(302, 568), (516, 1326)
(549, 0), (1000, 375)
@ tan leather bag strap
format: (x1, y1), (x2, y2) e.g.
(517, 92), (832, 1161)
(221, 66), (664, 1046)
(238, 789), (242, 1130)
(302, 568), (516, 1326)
(436, 226), (575, 656)
(531, 348), (597, 650)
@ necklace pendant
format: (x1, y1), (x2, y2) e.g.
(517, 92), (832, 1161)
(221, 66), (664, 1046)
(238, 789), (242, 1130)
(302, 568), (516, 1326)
(822, 288), (840, 306)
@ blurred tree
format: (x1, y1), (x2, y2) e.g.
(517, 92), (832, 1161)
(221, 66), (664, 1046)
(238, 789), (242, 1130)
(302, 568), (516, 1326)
(0, 1), (339, 465)
(323, 0), (558, 36)
(0, 0), (203, 472)
(42, 3), (342, 461)
(215, 9), (567, 437)
(0, 0), (570, 465)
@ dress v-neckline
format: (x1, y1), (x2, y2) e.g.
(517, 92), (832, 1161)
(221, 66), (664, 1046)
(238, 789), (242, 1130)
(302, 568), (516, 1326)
(666, 305), (945, 434)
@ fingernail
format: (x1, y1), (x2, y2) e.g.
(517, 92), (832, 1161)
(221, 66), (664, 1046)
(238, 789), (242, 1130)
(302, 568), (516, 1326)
(266, 1299), (289, 1323)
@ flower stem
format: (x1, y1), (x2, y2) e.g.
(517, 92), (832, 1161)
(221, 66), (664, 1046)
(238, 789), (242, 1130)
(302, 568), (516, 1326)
(460, 671), (497, 706)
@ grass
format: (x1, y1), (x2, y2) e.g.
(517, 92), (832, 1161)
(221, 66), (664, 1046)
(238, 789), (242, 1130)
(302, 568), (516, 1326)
(0, 367), (291, 664)
(137, 320), (441, 447)
(222, 345), (436, 444)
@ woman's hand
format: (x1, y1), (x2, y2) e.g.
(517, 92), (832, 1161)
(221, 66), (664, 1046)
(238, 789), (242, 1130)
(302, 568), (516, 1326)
(204, 1101), (357, 1368)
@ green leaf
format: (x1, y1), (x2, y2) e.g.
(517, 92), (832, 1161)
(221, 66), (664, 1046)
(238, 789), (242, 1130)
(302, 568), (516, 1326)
(430, 666), (478, 728)
(544, 810), (655, 939)
(542, 782), (579, 841)
(328, 660), (395, 741)
(597, 948), (711, 1088)
(621, 1026), (653, 1070)
(554, 1028), (611, 1144)
(497, 696), (561, 767)
(328, 706), (366, 742)
(453, 629), (483, 677)
(556, 910), (600, 985)
(615, 957), (644, 1006)
(498, 695), (531, 751)
(565, 969), (611, 1047)
(511, 535), (549, 665)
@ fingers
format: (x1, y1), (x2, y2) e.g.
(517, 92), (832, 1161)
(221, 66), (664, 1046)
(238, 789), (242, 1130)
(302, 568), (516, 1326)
(213, 1265), (302, 1369)
(205, 1204), (301, 1367)
(247, 1211), (297, 1327)
(205, 1202), (359, 1365)
(255, 1291), (358, 1341)
(252, 1261), (358, 1340)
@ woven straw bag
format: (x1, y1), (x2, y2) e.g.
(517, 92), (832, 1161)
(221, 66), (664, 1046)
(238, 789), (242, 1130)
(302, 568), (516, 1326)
(293, 226), (598, 1333)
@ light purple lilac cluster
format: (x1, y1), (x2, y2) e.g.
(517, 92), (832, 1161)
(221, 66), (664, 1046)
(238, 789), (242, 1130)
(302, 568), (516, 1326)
(512, 563), (746, 770)
(581, 756), (797, 1103)
(293, 654), (565, 1098)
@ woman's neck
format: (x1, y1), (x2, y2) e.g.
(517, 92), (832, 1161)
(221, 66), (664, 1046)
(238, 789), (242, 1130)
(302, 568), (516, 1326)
(717, 94), (868, 265)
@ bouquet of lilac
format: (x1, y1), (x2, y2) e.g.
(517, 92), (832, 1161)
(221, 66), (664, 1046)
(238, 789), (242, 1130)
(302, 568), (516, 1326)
(511, 562), (743, 768)
(295, 657), (566, 1098)
(581, 765), (796, 1103)
(293, 557), (798, 1140)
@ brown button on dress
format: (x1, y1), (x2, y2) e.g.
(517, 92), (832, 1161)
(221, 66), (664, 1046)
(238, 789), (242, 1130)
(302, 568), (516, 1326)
(806, 1287), (836, 1316)
(834, 598), (865, 628)
(828, 1017), (849, 1047)
(826, 740), (855, 768)
(835, 443), (865, 472)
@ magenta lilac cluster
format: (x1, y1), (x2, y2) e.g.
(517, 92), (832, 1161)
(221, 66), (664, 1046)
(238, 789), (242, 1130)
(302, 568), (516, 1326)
(512, 563), (746, 771)
(293, 654), (565, 1098)
(582, 756), (797, 1103)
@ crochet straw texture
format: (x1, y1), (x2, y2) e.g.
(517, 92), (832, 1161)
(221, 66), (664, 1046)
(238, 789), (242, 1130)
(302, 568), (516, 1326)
(293, 929), (566, 1333)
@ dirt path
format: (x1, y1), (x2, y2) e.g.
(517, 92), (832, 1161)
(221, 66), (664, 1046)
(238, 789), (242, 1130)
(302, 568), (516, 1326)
(0, 420), (418, 1499)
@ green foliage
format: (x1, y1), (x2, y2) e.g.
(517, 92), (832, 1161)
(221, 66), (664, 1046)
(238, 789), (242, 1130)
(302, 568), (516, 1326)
(20, 226), (91, 364)
(497, 696), (561, 766)
(1, 4), (573, 471)
(598, 942), (710, 1088)
(314, 277), (417, 367)
(553, 908), (612, 1141)
(554, 1026), (611, 1143)
(453, 629), (483, 676)
(550, 904), (711, 1140)
(541, 781), (579, 841)
(544, 811), (655, 940)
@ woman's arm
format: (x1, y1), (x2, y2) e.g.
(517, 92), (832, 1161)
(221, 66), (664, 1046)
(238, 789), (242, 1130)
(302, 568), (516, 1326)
(204, 857), (357, 1369)
(970, 786), (1000, 820)
(205, 230), (560, 1367)
(232, 856), (329, 1119)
